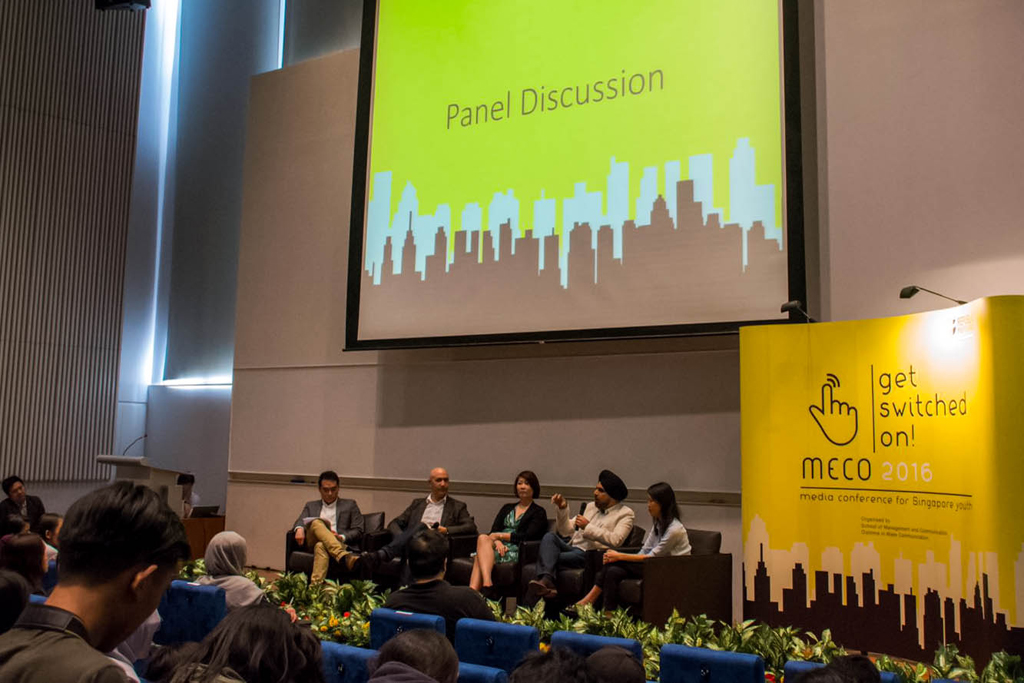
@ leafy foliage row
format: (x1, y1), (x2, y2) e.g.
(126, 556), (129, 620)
(177, 562), (1024, 682)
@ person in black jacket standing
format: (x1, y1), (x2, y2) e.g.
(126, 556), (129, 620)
(0, 477), (45, 533)
(469, 470), (546, 596)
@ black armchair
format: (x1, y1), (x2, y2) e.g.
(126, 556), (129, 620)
(285, 511), (385, 579)
(616, 528), (732, 625)
(446, 520), (556, 607)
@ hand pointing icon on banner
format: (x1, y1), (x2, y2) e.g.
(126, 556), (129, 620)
(809, 374), (858, 446)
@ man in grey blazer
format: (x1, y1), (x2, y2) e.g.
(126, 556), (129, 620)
(362, 467), (476, 566)
(292, 470), (364, 582)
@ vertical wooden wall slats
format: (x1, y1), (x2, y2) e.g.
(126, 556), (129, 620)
(0, 1), (145, 482)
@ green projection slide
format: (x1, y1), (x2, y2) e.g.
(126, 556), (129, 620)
(355, 0), (791, 342)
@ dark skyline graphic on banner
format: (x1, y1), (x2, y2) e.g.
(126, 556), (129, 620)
(743, 542), (1024, 663)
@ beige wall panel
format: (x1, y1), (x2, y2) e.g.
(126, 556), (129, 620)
(229, 365), (379, 476)
(822, 0), (1024, 322)
(235, 49), (372, 370)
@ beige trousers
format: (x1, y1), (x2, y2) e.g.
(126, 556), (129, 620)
(305, 518), (352, 583)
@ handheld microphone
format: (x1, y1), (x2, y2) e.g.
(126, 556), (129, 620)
(574, 502), (586, 530)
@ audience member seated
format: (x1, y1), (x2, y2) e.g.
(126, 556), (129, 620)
(292, 470), (364, 583)
(177, 473), (200, 518)
(369, 628), (459, 683)
(1, 514), (28, 538)
(0, 570), (31, 635)
(195, 531), (266, 611)
(585, 646), (644, 683)
(38, 513), (62, 562)
(0, 533), (48, 595)
(797, 669), (845, 683)
(525, 470), (634, 606)
(0, 476), (45, 533)
(150, 603), (324, 683)
(362, 468), (477, 570)
(509, 646), (592, 683)
(469, 470), (547, 597)
(574, 482), (689, 612)
(383, 528), (494, 640)
(108, 610), (162, 682)
(0, 481), (190, 683)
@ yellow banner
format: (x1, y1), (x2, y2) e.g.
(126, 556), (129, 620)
(741, 296), (1024, 660)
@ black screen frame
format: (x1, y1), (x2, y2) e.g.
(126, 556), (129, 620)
(345, 0), (808, 351)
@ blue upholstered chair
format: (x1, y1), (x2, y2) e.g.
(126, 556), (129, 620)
(322, 641), (376, 683)
(784, 660), (900, 683)
(42, 559), (58, 593)
(154, 580), (226, 645)
(458, 661), (509, 683)
(659, 644), (764, 683)
(549, 631), (643, 662)
(455, 619), (539, 672)
(369, 608), (446, 650)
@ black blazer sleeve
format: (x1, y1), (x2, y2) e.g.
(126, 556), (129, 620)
(489, 503), (517, 534)
(442, 499), (477, 536)
(509, 503), (548, 545)
(335, 499), (365, 545)
(388, 499), (421, 535)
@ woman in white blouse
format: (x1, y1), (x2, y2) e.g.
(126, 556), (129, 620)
(574, 482), (690, 612)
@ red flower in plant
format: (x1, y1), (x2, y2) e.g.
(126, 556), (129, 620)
(765, 673), (776, 683)
(343, 612), (351, 618)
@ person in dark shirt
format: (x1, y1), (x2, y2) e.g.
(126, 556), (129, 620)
(0, 476), (45, 533)
(0, 481), (190, 682)
(383, 528), (494, 641)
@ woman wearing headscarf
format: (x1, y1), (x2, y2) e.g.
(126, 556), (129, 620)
(195, 531), (266, 612)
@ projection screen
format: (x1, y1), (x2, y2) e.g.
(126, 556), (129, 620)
(346, 0), (805, 349)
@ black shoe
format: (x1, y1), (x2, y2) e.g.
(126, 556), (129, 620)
(355, 551), (380, 578)
(480, 585), (500, 601)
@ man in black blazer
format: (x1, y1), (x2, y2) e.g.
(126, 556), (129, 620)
(1, 476), (45, 532)
(291, 470), (364, 582)
(365, 467), (476, 565)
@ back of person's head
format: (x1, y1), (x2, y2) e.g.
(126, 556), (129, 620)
(204, 531), (248, 577)
(2, 476), (24, 496)
(168, 603), (324, 683)
(407, 528), (449, 580)
(59, 481), (190, 584)
(372, 629), (459, 683)
(1, 514), (28, 536)
(586, 646), (644, 683)
(827, 655), (882, 683)
(176, 473), (196, 486)
(796, 668), (847, 683)
(38, 513), (62, 546)
(510, 646), (592, 683)
(0, 569), (31, 634)
(646, 481), (681, 532)
(0, 532), (46, 590)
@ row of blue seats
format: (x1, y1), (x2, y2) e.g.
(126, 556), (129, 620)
(32, 581), (959, 683)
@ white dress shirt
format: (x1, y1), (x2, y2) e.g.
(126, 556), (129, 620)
(421, 495), (446, 527)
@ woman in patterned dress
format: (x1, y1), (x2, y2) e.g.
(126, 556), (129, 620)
(469, 471), (548, 597)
